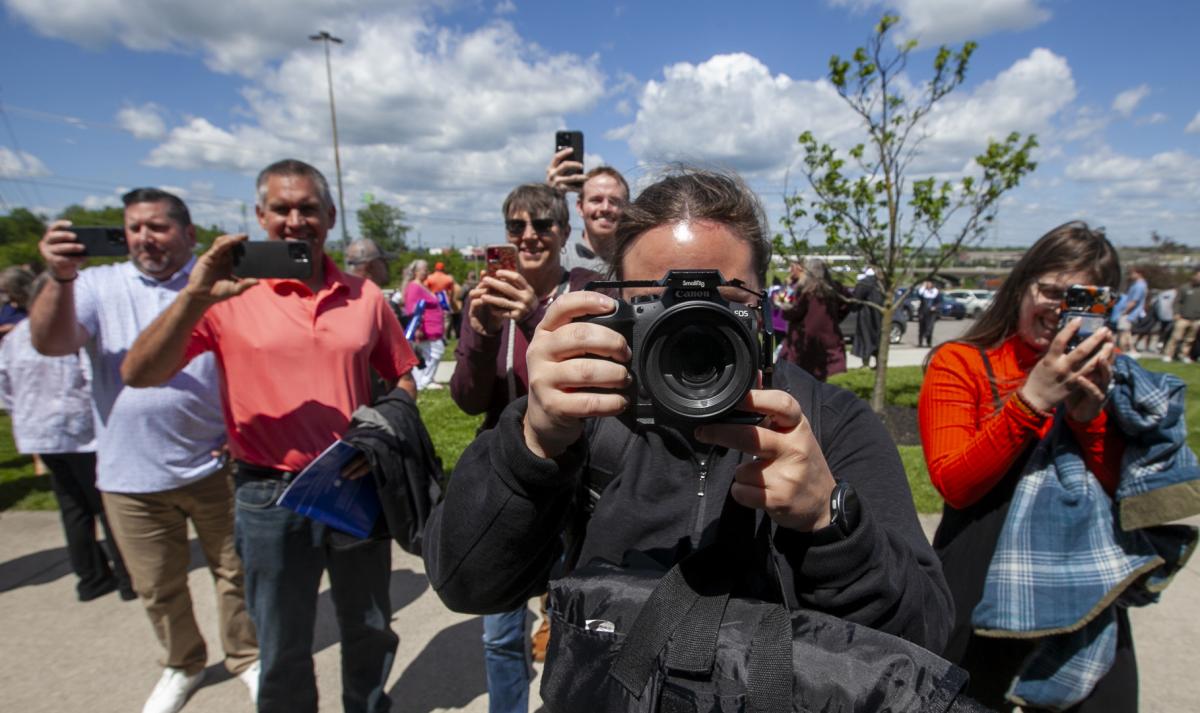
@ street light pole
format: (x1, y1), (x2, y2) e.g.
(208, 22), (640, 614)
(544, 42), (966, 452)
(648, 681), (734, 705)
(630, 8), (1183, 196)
(309, 30), (349, 245)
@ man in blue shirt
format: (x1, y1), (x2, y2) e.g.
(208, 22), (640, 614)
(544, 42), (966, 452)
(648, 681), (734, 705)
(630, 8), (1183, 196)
(1114, 266), (1148, 355)
(31, 188), (259, 713)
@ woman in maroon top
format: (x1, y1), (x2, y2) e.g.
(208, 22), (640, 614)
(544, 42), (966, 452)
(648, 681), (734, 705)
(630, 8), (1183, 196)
(776, 258), (850, 381)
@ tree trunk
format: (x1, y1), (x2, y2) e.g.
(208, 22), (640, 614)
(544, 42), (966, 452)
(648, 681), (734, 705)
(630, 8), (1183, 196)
(870, 303), (894, 414)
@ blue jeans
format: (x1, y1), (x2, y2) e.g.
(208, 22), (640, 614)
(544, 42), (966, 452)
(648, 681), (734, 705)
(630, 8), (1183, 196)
(482, 606), (530, 713)
(234, 474), (397, 713)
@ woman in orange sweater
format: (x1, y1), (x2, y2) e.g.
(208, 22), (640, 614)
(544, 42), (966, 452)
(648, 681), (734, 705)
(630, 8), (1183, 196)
(919, 222), (1130, 712)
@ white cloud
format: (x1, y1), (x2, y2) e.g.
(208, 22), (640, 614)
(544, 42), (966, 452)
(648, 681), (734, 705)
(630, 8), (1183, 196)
(616, 48), (1074, 180)
(1066, 147), (1200, 202)
(1136, 112), (1168, 126)
(4, 0), (411, 75)
(0, 147), (50, 178)
(132, 14), (606, 239)
(613, 53), (856, 176)
(494, 0), (516, 14)
(1112, 84), (1150, 118)
(913, 48), (1075, 172)
(116, 103), (167, 140)
(830, 0), (1051, 44)
(1186, 112), (1200, 134)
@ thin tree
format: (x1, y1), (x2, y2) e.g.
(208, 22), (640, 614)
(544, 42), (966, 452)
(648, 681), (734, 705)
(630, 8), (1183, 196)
(776, 15), (1038, 414)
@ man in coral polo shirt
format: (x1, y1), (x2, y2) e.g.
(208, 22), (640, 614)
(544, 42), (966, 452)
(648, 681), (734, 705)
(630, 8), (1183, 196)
(122, 159), (418, 713)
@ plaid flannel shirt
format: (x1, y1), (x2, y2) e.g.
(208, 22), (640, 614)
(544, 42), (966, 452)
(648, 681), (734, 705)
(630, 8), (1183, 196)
(972, 355), (1199, 711)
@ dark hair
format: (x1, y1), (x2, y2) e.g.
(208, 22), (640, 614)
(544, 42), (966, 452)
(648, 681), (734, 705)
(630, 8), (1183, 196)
(502, 183), (570, 229)
(581, 166), (630, 201)
(610, 168), (771, 284)
(121, 188), (192, 228)
(932, 221), (1120, 362)
(256, 159), (334, 212)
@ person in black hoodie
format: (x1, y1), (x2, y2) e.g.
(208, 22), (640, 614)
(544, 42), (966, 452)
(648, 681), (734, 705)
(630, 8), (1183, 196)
(423, 169), (952, 655)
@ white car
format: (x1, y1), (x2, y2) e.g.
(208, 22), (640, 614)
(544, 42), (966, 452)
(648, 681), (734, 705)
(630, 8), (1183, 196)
(944, 289), (993, 317)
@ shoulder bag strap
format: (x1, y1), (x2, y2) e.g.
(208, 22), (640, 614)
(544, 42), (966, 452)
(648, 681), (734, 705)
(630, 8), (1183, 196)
(977, 346), (1002, 411)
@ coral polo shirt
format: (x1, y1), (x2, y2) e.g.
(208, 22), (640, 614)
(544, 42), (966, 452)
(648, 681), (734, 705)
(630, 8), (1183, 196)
(184, 257), (418, 473)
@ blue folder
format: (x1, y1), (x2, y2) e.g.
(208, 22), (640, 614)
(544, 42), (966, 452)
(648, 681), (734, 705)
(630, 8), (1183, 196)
(276, 440), (381, 539)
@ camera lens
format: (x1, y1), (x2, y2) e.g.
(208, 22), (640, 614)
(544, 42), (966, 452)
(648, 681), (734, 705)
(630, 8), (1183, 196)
(639, 302), (756, 423)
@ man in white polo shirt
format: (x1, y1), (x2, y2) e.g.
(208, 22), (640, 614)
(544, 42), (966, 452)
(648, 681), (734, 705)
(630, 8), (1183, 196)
(31, 188), (258, 713)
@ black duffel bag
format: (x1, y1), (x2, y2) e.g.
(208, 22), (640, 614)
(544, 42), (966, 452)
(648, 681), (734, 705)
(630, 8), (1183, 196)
(542, 497), (985, 713)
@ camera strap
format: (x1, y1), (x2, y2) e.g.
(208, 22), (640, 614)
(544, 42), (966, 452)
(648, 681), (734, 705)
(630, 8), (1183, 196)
(505, 271), (572, 402)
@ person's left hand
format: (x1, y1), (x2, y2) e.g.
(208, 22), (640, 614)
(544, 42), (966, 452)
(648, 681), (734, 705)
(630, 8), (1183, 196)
(1064, 330), (1117, 423)
(342, 452), (372, 481)
(694, 389), (837, 532)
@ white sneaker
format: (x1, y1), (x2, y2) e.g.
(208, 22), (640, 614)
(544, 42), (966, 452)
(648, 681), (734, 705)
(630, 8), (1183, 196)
(142, 667), (204, 713)
(236, 660), (260, 704)
(1163, 355), (1175, 362)
(1183, 356), (1194, 364)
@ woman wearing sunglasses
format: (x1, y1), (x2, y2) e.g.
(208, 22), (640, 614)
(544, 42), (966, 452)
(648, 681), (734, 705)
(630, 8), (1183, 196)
(449, 183), (600, 713)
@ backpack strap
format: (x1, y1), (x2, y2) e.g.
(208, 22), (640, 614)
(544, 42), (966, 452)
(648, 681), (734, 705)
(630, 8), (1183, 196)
(976, 346), (1002, 411)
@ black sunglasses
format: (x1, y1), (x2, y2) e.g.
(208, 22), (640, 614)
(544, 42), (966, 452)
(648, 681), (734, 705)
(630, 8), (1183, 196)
(505, 218), (556, 237)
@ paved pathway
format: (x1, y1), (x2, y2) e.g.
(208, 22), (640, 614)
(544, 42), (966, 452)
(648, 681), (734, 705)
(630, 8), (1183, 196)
(2, 510), (1195, 712)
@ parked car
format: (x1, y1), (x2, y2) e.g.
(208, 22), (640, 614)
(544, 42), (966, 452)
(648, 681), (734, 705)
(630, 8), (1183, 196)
(944, 289), (993, 317)
(840, 302), (909, 345)
(939, 296), (967, 320)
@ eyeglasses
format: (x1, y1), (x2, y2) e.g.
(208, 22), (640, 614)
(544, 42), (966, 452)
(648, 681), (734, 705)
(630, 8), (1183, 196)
(505, 218), (556, 237)
(1034, 282), (1069, 304)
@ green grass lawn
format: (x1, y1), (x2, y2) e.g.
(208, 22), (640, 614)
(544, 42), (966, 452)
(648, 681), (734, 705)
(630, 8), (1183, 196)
(4, 360), (1198, 515)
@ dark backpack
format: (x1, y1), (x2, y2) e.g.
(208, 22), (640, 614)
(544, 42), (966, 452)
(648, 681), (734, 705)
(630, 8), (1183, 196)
(543, 368), (984, 712)
(543, 495), (983, 713)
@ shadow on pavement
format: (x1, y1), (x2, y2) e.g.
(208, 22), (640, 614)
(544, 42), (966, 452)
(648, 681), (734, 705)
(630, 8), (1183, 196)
(0, 473), (52, 510)
(387, 617), (485, 712)
(0, 544), (71, 592)
(312, 568), (430, 655)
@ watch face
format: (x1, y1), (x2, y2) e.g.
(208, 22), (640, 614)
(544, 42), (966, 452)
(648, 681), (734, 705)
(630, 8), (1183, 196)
(831, 482), (860, 536)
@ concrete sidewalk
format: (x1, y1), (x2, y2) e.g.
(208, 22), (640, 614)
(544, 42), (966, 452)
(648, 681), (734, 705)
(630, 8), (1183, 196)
(1, 510), (1196, 712)
(431, 342), (936, 385)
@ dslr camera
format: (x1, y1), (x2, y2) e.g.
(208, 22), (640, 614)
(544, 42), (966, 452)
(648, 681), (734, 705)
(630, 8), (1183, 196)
(579, 269), (774, 428)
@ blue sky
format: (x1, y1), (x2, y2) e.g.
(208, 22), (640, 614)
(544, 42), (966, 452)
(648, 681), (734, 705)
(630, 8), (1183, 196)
(1, 0), (1198, 249)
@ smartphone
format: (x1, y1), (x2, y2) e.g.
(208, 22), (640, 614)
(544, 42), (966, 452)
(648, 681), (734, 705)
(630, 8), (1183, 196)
(1058, 285), (1114, 351)
(232, 241), (312, 280)
(485, 244), (518, 276)
(70, 227), (129, 257)
(555, 130), (584, 176)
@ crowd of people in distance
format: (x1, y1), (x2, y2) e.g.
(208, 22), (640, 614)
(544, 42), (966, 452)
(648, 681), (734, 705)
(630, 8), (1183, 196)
(0, 144), (1195, 713)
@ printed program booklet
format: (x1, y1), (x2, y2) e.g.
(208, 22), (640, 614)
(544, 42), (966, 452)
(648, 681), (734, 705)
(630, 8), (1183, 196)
(276, 440), (381, 538)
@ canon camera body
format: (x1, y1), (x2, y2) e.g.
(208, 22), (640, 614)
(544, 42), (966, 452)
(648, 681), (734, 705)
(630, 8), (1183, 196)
(579, 269), (774, 428)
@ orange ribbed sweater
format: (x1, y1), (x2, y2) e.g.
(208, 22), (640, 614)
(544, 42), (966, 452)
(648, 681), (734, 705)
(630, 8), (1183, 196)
(918, 336), (1123, 509)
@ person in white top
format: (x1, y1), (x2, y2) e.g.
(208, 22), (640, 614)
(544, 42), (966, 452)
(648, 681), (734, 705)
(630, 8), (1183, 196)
(0, 272), (132, 601)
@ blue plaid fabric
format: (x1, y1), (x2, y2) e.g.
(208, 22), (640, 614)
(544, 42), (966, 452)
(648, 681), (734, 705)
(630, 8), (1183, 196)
(972, 355), (1198, 711)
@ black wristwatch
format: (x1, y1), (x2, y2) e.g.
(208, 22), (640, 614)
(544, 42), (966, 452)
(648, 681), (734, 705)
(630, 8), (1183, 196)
(828, 480), (861, 537)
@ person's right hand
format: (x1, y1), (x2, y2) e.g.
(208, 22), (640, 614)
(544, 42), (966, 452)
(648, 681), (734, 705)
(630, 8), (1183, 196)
(183, 234), (258, 304)
(39, 220), (87, 281)
(523, 291), (631, 458)
(467, 269), (537, 336)
(546, 147), (586, 194)
(1019, 319), (1115, 416)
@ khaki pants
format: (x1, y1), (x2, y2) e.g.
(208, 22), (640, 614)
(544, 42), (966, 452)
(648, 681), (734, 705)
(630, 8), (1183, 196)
(1164, 318), (1199, 360)
(103, 468), (257, 676)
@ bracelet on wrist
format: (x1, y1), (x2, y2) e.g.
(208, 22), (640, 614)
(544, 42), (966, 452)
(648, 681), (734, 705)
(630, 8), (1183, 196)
(52, 273), (78, 284)
(1011, 389), (1051, 421)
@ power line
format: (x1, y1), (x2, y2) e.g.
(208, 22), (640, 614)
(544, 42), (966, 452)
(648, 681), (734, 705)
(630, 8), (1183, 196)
(0, 96), (47, 207)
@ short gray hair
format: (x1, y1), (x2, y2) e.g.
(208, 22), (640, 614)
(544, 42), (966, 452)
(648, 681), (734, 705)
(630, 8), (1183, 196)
(255, 159), (335, 212)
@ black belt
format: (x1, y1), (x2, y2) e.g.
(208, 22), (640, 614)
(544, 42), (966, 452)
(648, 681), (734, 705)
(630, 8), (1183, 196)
(234, 460), (295, 482)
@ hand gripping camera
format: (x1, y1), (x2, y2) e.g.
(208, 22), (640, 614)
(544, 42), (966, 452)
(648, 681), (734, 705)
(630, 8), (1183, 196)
(579, 270), (775, 428)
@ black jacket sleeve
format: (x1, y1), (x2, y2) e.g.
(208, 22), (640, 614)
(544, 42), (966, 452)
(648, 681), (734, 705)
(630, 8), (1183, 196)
(772, 382), (953, 652)
(422, 396), (584, 614)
